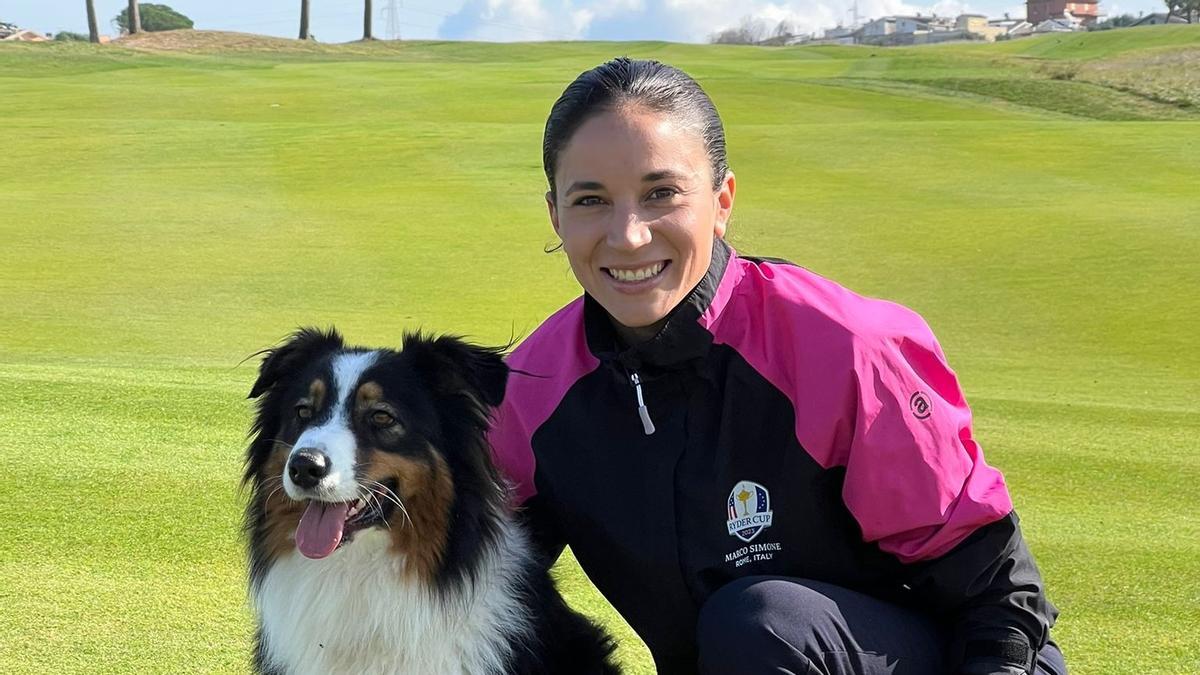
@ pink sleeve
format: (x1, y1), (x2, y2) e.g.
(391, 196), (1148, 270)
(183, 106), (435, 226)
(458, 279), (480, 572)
(844, 315), (1013, 563)
(486, 298), (598, 506)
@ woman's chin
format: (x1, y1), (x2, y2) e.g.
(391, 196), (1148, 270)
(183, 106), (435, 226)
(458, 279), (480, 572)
(589, 283), (684, 339)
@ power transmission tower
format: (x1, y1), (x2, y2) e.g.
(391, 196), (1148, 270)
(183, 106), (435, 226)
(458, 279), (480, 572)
(382, 0), (401, 40)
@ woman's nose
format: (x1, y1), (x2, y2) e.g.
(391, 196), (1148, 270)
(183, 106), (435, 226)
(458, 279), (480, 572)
(606, 205), (652, 251)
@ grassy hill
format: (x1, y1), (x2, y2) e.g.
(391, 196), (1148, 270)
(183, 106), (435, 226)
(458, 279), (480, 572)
(1, 26), (1197, 674)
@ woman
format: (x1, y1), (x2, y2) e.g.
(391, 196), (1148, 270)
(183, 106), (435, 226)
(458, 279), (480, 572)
(488, 57), (1066, 675)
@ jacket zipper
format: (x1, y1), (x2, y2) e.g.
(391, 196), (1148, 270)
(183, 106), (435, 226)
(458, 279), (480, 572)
(630, 371), (656, 435)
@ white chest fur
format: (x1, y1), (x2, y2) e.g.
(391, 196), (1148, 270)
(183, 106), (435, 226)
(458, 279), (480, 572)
(253, 528), (533, 675)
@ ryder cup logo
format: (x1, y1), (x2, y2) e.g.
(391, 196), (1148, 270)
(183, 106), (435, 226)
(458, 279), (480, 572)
(726, 481), (773, 543)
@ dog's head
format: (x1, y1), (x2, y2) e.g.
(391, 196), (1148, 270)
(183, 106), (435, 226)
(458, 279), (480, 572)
(243, 327), (509, 581)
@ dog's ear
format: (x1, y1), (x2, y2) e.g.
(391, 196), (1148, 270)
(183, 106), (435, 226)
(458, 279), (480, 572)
(402, 333), (509, 408)
(248, 327), (345, 399)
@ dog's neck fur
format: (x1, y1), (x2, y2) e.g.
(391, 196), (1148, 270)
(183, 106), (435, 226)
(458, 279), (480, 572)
(253, 523), (534, 675)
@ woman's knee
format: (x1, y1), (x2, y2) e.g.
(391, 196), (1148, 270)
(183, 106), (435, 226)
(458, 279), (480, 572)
(696, 576), (947, 675)
(696, 576), (838, 673)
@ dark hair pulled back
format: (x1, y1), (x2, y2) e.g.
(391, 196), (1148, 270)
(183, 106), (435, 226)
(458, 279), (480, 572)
(542, 57), (728, 199)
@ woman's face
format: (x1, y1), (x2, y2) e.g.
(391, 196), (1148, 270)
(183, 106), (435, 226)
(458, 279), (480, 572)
(548, 107), (735, 335)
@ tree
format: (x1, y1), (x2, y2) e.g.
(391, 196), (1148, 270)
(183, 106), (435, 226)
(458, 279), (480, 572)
(115, 4), (193, 32)
(709, 15), (769, 44)
(86, 0), (99, 43)
(1166, 0), (1200, 21)
(128, 0), (141, 33)
(1089, 13), (1138, 29)
(364, 0), (374, 40)
(300, 0), (311, 39)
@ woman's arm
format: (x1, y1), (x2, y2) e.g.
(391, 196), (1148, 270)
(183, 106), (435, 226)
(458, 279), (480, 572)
(902, 510), (1056, 674)
(842, 313), (1058, 674)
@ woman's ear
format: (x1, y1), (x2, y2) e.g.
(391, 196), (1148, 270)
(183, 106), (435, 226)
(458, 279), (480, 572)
(546, 191), (561, 237)
(714, 171), (736, 239)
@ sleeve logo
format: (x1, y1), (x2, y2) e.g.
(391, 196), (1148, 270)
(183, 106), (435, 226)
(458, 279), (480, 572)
(726, 481), (773, 542)
(909, 391), (932, 420)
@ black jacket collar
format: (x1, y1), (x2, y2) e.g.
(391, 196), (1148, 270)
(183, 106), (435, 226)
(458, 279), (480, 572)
(583, 238), (732, 371)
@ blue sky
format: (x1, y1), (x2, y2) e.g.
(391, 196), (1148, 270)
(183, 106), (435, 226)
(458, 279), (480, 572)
(4, 0), (1171, 43)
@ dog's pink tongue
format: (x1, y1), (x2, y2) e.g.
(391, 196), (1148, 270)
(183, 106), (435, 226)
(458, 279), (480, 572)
(295, 501), (350, 559)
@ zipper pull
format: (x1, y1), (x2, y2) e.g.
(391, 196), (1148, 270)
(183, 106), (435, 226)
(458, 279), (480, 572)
(630, 372), (655, 435)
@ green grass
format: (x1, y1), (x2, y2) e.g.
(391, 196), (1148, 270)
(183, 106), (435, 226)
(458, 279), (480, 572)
(2, 26), (1198, 674)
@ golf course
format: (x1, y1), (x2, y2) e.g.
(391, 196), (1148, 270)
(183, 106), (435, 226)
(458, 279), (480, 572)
(1, 25), (1198, 673)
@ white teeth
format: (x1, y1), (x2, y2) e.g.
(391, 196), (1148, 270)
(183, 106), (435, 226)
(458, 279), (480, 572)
(347, 499), (364, 518)
(607, 262), (664, 282)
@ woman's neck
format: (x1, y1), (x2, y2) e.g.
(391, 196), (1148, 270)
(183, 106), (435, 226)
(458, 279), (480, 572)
(612, 317), (666, 348)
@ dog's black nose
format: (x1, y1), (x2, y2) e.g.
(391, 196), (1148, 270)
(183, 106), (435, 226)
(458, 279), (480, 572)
(288, 449), (330, 489)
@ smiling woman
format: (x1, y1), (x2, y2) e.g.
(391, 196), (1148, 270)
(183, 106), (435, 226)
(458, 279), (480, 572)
(548, 108), (734, 341)
(542, 59), (733, 343)
(487, 57), (1069, 675)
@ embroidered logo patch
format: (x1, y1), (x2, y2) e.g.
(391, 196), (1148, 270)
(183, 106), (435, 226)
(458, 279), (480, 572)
(726, 481), (773, 543)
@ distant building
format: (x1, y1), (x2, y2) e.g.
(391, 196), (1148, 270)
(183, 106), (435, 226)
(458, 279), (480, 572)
(1027, 0), (1100, 26)
(988, 17), (1036, 37)
(818, 10), (1057, 46)
(1130, 13), (1188, 26)
(957, 14), (1007, 40)
(1034, 17), (1080, 32)
(821, 24), (859, 44)
(856, 13), (998, 44)
(861, 16), (897, 37)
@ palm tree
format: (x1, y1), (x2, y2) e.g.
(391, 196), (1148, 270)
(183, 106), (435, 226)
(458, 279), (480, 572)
(128, 0), (142, 34)
(364, 0), (374, 40)
(299, 0), (311, 40)
(85, 0), (99, 43)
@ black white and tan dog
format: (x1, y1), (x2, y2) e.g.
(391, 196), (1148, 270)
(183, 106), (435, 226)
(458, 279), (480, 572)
(242, 327), (618, 674)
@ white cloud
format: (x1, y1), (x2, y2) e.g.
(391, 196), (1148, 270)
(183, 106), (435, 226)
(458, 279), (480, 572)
(439, 0), (585, 40)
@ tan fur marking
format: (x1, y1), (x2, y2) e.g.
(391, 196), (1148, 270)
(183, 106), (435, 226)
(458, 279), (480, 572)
(308, 379), (326, 410)
(363, 448), (455, 582)
(259, 442), (305, 563)
(356, 381), (383, 409)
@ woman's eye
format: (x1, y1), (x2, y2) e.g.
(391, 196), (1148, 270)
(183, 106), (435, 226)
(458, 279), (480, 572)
(295, 405), (313, 421)
(649, 187), (678, 200)
(371, 411), (397, 428)
(574, 196), (603, 206)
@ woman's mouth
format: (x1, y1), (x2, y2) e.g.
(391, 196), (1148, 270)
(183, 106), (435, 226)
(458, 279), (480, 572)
(603, 261), (669, 288)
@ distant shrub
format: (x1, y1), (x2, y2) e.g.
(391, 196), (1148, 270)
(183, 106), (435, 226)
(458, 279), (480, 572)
(115, 4), (194, 33)
(55, 31), (90, 41)
(1089, 14), (1140, 30)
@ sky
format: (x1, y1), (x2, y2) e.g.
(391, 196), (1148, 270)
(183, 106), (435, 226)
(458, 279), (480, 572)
(3, 0), (1171, 43)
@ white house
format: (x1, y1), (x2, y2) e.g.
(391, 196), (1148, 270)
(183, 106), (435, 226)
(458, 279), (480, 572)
(861, 16), (897, 36)
(1131, 13), (1189, 25)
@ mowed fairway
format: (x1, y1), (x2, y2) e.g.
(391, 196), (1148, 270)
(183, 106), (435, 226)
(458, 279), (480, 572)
(2, 27), (1198, 674)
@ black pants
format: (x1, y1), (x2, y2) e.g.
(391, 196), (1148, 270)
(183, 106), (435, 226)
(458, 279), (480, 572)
(696, 576), (1067, 675)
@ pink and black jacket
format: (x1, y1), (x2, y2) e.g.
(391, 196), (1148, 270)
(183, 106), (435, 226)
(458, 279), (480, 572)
(489, 240), (1059, 674)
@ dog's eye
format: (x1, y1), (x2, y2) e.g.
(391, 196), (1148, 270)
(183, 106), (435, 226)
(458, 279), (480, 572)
(295, 405), (313, 421)
(370, 411), (397, 428)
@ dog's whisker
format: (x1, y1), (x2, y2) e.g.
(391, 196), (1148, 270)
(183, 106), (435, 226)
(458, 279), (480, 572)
(356, 486), (392, 532)
(363, 478), (413, 530)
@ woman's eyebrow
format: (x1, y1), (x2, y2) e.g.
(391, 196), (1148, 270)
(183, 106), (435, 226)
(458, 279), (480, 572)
(564, 180), (605, 196)
(642, 170), (690, 183)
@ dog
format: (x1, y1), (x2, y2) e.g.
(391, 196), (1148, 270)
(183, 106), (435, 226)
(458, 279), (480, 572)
(242, 327), (619, 674)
